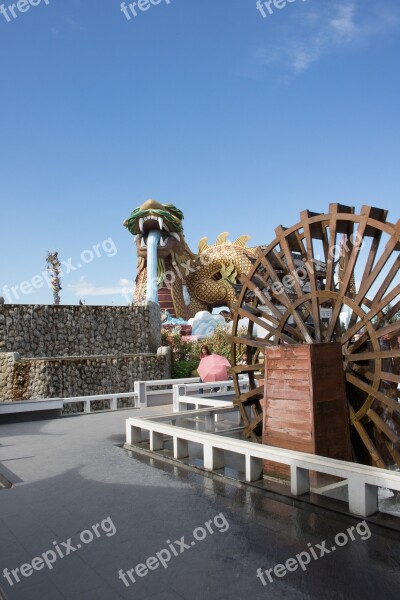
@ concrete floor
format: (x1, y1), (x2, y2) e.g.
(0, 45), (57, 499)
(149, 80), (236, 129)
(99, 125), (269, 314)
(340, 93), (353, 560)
(0, 407), (400, 600)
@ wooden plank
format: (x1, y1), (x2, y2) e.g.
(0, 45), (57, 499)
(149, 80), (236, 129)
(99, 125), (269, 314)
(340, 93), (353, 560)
(266, 385), (311, 401)
(266, 421), (314, 436)
(267, 358), (310, 370)
(267, 345), (309, 357)
(267, 369), (310, 381)
(265, 398), (312, 412)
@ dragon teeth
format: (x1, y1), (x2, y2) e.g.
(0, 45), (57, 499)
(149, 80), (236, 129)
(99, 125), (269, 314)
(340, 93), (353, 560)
(140, 237), (146, 247)
(139, 218), (144, 233)
(170, 232), (180, 241)
(158, 217), (163, 230)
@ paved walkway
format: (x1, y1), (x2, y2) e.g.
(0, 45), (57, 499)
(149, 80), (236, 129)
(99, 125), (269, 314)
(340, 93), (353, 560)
(0, 408), (400, 600)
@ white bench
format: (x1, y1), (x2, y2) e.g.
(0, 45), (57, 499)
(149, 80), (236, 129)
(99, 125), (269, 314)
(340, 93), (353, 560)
(125, 409), (400, 518)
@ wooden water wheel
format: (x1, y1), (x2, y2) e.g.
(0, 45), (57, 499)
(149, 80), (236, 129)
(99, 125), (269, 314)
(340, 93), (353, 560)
(231, 204), (400, 468)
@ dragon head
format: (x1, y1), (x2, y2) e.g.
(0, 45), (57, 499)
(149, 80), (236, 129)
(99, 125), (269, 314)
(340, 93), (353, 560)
(123, 199), (186, 259)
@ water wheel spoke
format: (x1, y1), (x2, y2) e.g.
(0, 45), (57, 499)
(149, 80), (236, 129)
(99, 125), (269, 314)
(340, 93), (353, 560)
(324, 211), (340, 292)
(360, 298), (400, 335)
(346, 372), (400, 414)
(274, 225), (305, 299)
(366, 408), (399, 444)
(385, 442), (400, 467)
(344, 349), (400, 362)
(231, 335), (272, 350)
(352, 394), (376, 421)
(253, 266), (314, 342)
(238, 273), (283, 320)
(347, 363), (375, 384)
(353, 218), (400, 304)
(301, 210), (323, 341)
(346, 319), (400, 355)
(229, 364), (263, 374)
(348, 404), (386, 468)
(342, 283), (400, 344)
(346, 228), (385, 332)
(326, 216), (370, 341)
(381, 371), (400, 384)
(239, 386), (264, 403)
(243, 413), (263, 439)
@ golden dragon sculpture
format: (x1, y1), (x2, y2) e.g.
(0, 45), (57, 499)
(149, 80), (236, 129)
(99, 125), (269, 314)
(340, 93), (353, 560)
(123, 199), (257, 319)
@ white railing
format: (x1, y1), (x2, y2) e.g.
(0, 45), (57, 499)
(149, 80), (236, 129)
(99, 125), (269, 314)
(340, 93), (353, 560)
(63, 391), (139, 414)
(173, 376), (249, 412)
(134, 376), (249, 408)
(133, 377), (200, 408)
(125, 407), (400, 518)
(0, 398), (64, 414)
(0, 375), (248, 415)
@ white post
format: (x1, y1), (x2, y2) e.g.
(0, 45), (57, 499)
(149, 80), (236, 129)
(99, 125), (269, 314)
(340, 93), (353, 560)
(173, 384), (187, 412)
(203, 445), (224, 470)
(84, 399), (91, 414)
(174, 437), (189, 459)
(150, 431), (164, 451)
(290, 465), (310, 496)
(134, 381), (147, 408)
(205, 413), (216, 432)
(110, 397), (118, 411)
(348, 478), (378, 517)
(245, 455), (263, 482)
(126, 420), (132, 444)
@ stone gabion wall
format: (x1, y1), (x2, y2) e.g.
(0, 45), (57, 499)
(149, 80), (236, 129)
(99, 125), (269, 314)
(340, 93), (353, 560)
(0, 353), (16, 402)
(0, 351), (171, 402)
(0, 302), (161, 358)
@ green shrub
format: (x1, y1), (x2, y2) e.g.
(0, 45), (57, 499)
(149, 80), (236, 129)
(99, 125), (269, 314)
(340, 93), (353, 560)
(172, 359), (199, 379)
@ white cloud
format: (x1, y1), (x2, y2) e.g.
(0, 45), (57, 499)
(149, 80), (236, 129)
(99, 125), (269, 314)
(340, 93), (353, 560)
(68, 277), (133, 298)
(330, 4), (357, 42)
(247, 1), (400, 78)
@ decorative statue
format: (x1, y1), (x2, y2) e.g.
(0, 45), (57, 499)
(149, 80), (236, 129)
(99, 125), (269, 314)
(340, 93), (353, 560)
(123, 199), (257, 320)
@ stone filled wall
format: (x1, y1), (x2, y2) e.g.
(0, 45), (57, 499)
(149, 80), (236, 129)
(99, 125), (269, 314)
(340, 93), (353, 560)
(0, 302), (161, 358)
(0, 302), (171, 402)
(0, 352), (170, 401)
(0, 353), (15, 401)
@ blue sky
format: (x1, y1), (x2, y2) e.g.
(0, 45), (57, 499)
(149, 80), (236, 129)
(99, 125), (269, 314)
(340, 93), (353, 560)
(1, 0), (399, 305)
